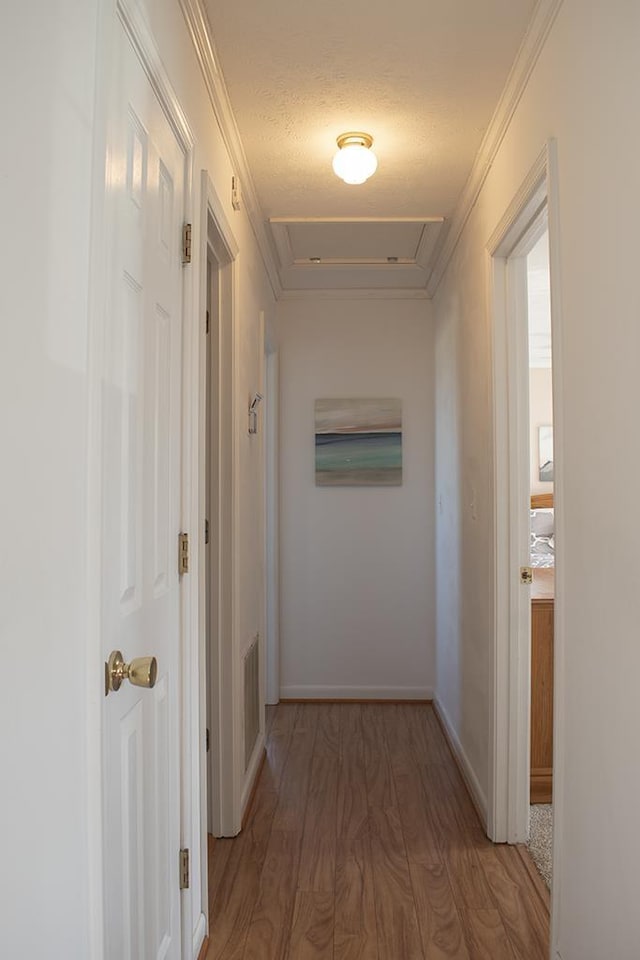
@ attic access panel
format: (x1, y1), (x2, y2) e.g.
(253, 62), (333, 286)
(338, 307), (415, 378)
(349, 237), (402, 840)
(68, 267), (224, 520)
(268, 216), (445, 291)
(269, 217), (444, 265)
(289, 220), (423, 262)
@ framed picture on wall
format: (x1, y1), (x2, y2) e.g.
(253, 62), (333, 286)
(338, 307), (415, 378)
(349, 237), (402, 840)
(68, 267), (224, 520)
(538, 425), (554, 482)
(315, 397), (402, 486)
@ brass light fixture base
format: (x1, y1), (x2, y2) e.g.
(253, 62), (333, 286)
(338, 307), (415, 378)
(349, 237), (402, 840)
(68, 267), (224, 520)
(336, 132), (374, 150)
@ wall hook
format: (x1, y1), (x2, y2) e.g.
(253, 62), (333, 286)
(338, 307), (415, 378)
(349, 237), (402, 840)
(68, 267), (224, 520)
(248, 393), (263, 434)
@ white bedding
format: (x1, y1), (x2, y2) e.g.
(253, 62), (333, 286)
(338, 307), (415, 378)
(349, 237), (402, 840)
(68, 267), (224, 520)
(531, 507), (554, 568)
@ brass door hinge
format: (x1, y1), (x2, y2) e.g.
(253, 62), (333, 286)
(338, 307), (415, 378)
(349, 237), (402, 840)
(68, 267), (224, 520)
(520, 566), (533, 585)
(182, 223), (192, 265)
(178, 533), (190, 575)
(179, 848), (190, 890)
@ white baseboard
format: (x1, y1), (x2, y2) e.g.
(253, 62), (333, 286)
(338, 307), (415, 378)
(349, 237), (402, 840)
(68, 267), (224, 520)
(279, 684), (433, 701)
(433, 696), (488, 828)
(192, 912), (206, 959)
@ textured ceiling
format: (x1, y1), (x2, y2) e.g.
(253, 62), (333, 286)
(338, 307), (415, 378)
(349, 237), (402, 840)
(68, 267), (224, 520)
(202, 0), (538, 291)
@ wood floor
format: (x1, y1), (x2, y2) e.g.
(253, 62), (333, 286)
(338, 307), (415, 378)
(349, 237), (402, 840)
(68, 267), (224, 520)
(206, 703), (549, 960)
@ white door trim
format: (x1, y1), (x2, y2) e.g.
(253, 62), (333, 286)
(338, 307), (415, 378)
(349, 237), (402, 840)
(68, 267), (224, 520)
(86, 1), (198, 957)
(546, 140), (566, 960)
(198, 170), (243, 843)
(488, 148), (545, 844)
(116, 0), (194, 157)
(487, 140), (565, 864)
(265, 333), (280, 705)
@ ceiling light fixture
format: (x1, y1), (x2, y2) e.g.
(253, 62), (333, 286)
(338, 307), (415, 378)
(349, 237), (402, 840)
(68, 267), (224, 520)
(332, 132), (378, 185)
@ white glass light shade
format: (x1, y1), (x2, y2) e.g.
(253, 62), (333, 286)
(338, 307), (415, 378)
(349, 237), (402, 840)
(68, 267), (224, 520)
(332, 134), (378, 185)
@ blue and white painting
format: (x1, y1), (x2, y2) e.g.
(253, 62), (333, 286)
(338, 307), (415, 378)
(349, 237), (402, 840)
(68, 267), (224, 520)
(315, 398), (402, 486)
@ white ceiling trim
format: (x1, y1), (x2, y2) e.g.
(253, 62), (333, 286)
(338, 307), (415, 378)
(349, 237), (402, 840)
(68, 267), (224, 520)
(426, 0), (564, 297)
(289, 260), (422, 268)
(278, 288), (430, 301)
(178, 0), (282, 298)
(415, 222), (444, 273)
(279, 263), (427, 275)
(270, 222), (296, 271)
(269, 217), (444, 223)
(277, 263), (430, 292)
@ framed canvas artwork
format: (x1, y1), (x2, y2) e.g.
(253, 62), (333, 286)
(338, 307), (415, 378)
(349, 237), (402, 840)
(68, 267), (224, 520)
(315, 398), (402, 486)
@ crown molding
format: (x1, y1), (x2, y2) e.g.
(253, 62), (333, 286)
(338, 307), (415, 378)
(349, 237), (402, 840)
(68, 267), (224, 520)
(278, 287), (430, 301)
(178, 0), (282, 299)
(426, 0), (564, 297)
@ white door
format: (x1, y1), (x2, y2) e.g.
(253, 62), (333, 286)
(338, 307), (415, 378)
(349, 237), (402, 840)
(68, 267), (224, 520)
(102, 20), (185, 960)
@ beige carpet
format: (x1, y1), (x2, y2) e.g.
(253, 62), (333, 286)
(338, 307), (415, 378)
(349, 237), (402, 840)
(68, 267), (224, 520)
(528, 804), (553, 888)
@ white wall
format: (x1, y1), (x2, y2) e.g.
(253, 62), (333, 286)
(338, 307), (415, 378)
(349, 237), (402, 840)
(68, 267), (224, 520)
(276, 299), (435, 700)
(435, 232), (493, 798)
(0, 2), (98, 955)
(434, 2), (640, 957)
(0, 0), (274, 955)
(529, 367), (553, 494)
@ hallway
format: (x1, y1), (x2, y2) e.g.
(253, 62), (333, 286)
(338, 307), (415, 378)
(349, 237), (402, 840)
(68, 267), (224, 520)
(206, 704), (549, 959)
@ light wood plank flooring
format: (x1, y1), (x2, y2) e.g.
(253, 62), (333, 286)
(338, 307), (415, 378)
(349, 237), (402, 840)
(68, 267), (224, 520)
(206, 703), (549, 960)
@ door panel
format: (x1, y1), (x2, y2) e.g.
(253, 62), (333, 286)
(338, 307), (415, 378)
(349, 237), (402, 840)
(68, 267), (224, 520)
(103, 21), (185, 960)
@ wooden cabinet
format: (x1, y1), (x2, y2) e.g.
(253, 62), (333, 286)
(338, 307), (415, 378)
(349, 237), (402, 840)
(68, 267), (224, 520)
(531, 568), (554, 804)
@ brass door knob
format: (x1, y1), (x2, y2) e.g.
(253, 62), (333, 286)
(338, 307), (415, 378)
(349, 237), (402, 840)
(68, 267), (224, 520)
(105, 650), (158, 696)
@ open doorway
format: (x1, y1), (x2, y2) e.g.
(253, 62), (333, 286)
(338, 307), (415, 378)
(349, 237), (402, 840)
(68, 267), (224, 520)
(205, 249), (220, 836)
(488, 144), (564, 916)
(200, 173), (242, 842)
(264, 336), (280, 706)
(526, 229), (554, 888)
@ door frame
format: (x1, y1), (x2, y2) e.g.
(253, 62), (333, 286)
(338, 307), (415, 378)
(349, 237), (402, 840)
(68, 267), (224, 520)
(487, 137), (565, 900)
(197, 170), (242, 844)
(264, 329), (280, 705)
(86, 0), (199, 956)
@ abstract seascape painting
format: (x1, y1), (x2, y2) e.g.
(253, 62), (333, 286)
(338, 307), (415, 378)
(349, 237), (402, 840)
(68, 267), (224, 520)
(315, 398), (402, 486)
